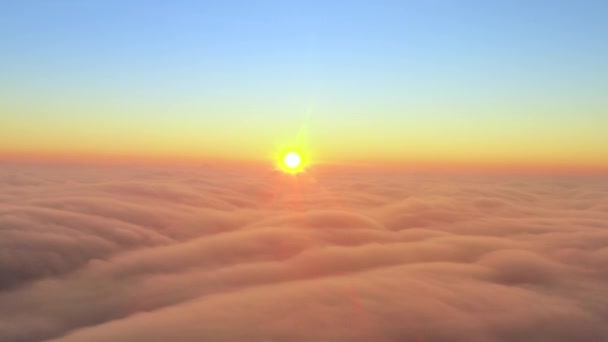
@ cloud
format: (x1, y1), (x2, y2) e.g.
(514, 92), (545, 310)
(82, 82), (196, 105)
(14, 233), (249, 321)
(0, 164), (607, 341)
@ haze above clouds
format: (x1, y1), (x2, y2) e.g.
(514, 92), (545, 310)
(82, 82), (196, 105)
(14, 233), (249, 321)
(1, 164), (608, 341)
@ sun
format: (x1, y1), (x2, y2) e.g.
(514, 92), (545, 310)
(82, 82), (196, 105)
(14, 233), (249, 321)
(274, 125), (310, 174)
(278, 150), (307, 174)
(284, 152), (301, 169)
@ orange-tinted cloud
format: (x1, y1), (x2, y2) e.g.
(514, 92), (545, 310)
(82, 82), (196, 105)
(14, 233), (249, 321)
(0, 163), (607, 341)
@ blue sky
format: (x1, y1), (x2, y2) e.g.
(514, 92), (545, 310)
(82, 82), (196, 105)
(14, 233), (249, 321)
(1, 0), (607, 167)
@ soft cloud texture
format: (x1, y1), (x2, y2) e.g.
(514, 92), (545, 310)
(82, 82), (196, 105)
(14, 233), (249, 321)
(1, 163), (608, 341)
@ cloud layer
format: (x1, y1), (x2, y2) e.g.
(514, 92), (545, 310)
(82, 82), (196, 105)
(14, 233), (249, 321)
(1, 163), (608, 341)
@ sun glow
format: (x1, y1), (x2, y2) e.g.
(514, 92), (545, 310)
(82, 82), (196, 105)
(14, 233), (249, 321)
(277, 150), (307, 174)
(274, 123), (311, 174)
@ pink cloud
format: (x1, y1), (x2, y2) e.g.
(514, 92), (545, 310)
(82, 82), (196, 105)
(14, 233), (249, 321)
(0, 164), (607, 341)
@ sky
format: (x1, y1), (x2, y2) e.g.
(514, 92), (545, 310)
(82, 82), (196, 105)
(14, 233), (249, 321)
(2, 3), (608, 339)
(1, 0), (607, 170)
